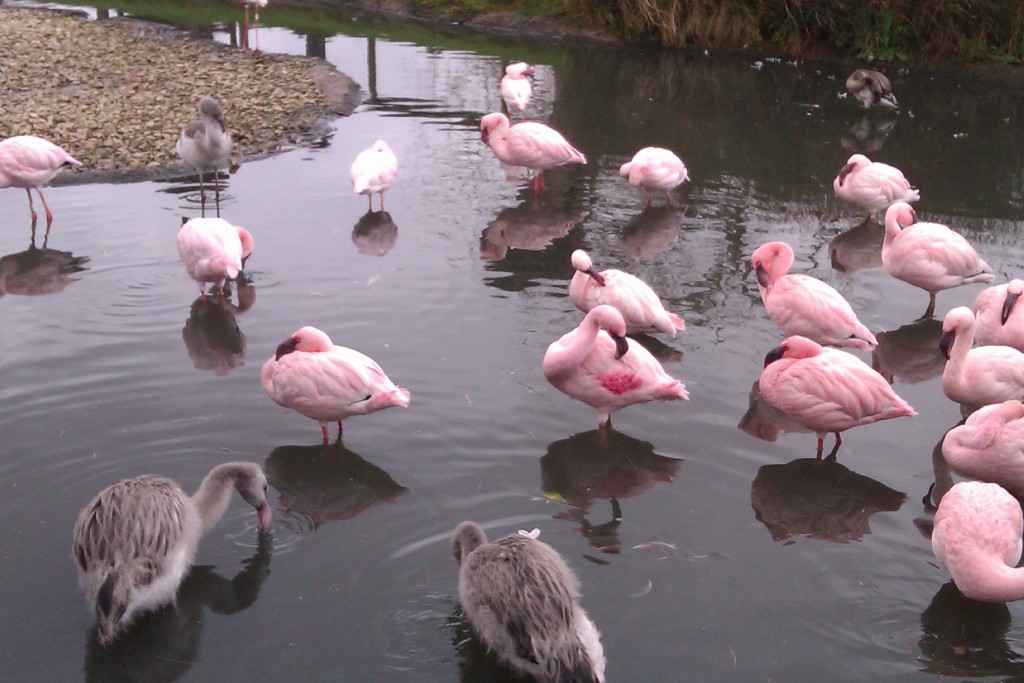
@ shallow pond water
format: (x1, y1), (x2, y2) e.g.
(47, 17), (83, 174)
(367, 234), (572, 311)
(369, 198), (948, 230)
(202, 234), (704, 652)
(4, 2), (1024, 682)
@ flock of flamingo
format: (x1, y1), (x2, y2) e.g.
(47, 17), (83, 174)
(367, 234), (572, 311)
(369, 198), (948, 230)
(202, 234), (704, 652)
(2, 47), (1023, 681)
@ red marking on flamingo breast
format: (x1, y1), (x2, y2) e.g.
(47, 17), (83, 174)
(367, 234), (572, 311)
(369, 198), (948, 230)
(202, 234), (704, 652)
(599, 372), (642, 395)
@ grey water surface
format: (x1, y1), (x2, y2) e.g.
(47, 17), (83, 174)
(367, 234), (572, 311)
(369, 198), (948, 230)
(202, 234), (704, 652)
(4, 3), (1024, 682)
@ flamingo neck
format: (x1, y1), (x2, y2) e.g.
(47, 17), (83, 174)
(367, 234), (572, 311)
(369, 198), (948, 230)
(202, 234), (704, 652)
(190, 463), (240, 535)
(946, 418), (1003, 457)
(965, 560), (1024, 603)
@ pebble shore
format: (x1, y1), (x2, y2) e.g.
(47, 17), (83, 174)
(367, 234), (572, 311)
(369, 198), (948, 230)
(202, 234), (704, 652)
(0, 7), (360, 180)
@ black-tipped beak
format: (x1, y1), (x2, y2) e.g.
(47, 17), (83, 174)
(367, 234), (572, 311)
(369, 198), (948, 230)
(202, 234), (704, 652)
(837, 163), (854, 186)
(275, 337), (298, 360)
(755, 264), (770, 288)
(938, 330), (955, 360)
(480, 128), (490, 145)
(613, 334), (629, 359)
(1003, 292), (1020, 325)
(257, 503), (272, 534)
(588, 268), (606, 286)
(764, 345), (785, 368)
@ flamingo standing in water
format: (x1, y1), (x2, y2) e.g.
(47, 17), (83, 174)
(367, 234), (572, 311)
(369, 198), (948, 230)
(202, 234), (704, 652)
(261, 326), (410, 442)
(973, 279), (1024, 350)
(758, 335), (916, 458)
(931, 480), (1024, 603)
(942, 400), (1024, 497)
(833, 154), (918, 217)
(240, 0), (268, 52)
(845, 69), (899, 110)
(569, 249), (685, 337)
(500, 62), (534, 118)
(176, 96), (232, 214)
(542, 305), (688, 427)
(883, 202), (994, 319)
(350, 140), (398, 212)
(618, 147), (689, 205)
(939, 307), (1024, 409)
(751, 241), (877, 350)
(0, 135), (81, 227)
(480, 112), (586, 197)
(177, 217), (253, 300)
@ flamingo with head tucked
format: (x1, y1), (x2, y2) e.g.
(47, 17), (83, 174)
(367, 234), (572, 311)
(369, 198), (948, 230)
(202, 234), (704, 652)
(261, 326), (410, 442)
(569, 249), (684, 337)
(759, 335), (916, 458)
(480, 113), (586, 196)
(883, 202), (994, 319)
(177, 217), (253, 300)
(500, 62), (534, 117)
(751, 241), (877, 350)
(0, 135), (81, 228)
(942, 400), (1024, 497)
(350, 140), (398, 212)
(932, 480), (1024, 603)
(939, 307), (1024, 410)
(833, 154), (918, 217)
(845, 69), (898, 110)
(618, 147), (689, 205)
(542, 305), (688, 428)
(973, 279), (1024, 351)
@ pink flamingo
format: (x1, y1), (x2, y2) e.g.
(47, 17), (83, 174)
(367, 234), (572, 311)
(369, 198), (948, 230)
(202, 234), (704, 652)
(618, 147), (689, 205)
(480, 112), (586, 196)
(350, 140), (398, 212)
(569, 249), (685, 337)
(261, 326), (410, 442)
(0, 135), (81, 227)
(939, 307), (1024, 409)
(239, 0), (268, 52)
(542, 305), (688, 427)
(973, 279), (1024, 350)
(500, 62), (534, 117)
(931, 480), (1024, 602)
(942, 400), (1024, 497)
(177, 217), (253, 300)
(833, 153), (919, 217)
(759, 335), (916, 458)
(751, 241), (877, 350)
(883, 202), (994, 319)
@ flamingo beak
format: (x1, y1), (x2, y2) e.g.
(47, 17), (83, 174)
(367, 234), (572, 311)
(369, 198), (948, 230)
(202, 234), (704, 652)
(755, 263), (770, 288)
(837, 163), (854, 186)
(1003, 292), (1020, 325)
(588, 268), (606, 286)
(257, 502), (272, 534)
(613, 334), (629, 359)
(275, 337), (298, 360)
(480, 127), (490, 145)
(938, 330), (955, 360)
(525, 65), (536, 76)
(763, 345), (785, 368)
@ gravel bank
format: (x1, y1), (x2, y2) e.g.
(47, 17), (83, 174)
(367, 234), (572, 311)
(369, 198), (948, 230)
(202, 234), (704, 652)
(0, 7), (361, 182)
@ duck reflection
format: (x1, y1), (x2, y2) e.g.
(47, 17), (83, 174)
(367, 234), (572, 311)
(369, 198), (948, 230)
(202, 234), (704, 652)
(840, 113), (898, 154)
(871, 317), (945, 385)
(619, 205), (684, 260)
(352, 210), (398, 257)
(918, 581), (1024, 678)
(181, 277), (254, 376)
(540, 427), (681, 553)
(479, 202), (582, 262)
(447, 604), (526, 683)
(0, 242), (88, 298)
(828, 217), (884, 273)
(264, 440), (407, 531)
(750, 453), (906, 542)
(83, 533), (272, 682)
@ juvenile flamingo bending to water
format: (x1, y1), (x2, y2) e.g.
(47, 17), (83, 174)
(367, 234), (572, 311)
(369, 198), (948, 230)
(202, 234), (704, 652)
(833, 153), (918, 217)
(569, 249), (685, 337)
(177, 217), (253, 300)
(350, 140), (398, 212)
(500, 62), (534, 117)
(939, 307), (1024, 409)
(942, 400), (1024, 497)
(618, 147), (689, 205)
(480, 113), (585, 196)
(751, 241), (877, 350)
(883, 202), (993, 319)
(72, 462), (271, 645)
(0, 135), (81, 227)
(542, 305), (688, 427)
(758, 335), (916, 458)
(932, 480), (1024, 603)
(973, 279), (1024, 350)
(261, 326), (410, 442)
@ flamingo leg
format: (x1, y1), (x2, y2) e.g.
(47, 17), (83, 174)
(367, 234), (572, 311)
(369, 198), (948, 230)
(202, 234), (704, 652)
(336, 420), (344, 439)
(24, 188), (37, 223)
(36, 188), (54, 227)
(665, 191), (674, 204)
(826, 433), (843, 460)
(380, 192), (385, 212)
(367, 194), (372, 212)
(242, 5), (250, 51)
(922, 292), (937, 320)
(253, 9), (260, 52)
(320, 423), (330, 444)
(214, 172), (221, 218)
(815, 437), (824, 459)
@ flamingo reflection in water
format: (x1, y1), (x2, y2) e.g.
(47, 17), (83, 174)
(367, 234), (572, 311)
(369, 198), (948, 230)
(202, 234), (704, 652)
(828, 217), (884, 274)
(871, 317), (945, 386)
(352, 210), (398, 257)
(479, 202), (582, 262)
(181, 276), (254, 376)
(620, 205), (684, 260)
(0, 243), (88, 298)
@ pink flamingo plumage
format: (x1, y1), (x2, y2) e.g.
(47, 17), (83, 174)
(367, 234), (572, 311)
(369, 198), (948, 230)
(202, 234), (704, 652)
(177, 217), (253, 300)
(618, 147), (689, 205)
(569, 249), (685, 337)
(939, 306), (1024, 409)
(932, 480), (1024, 603)
(883, 202), (994, 318)
(350, 140), (398, 212)
(973, 279), (1024, 350)
(0, 135), (81, 228)
(752, 241), (877, 350)
(480, 112), (585, 196)
(833, 153), (919, 217)
(942, 400), (1024, 497)
(542, 305), (688, 428)
(758, 335), (916, 458)
(500, 62), (534, 117)
(261, 326), (410, 443)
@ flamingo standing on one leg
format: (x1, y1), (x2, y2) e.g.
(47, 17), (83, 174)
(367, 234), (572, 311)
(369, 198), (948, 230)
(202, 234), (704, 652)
(942, 400), (1024, 497)
(973, 279), (1024, 350)
(542, 305), (688, 428)
(758, 335), (916, 458)
(883, 202), (994, 319)
(350, 140), (398, 212)
(176, 96), (232, 216)
(480, 112), (586, 197)
(569, 249), (685, 337)
(618, 147), (689, 205)
(751, 241), (877, 350)
(938, 307), (1024, 410)
(500, 62), (534, 118)
(240, 0), (268, 52)
(261, 326), (410, 442)
(177, 217), (253, 300)
(0, 135), (81, 229)
(833, 153), (919, 218)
